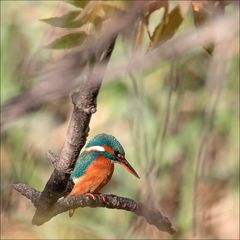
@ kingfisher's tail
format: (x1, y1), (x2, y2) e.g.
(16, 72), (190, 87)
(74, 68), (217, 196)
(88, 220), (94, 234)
(69, 208), (75, 217)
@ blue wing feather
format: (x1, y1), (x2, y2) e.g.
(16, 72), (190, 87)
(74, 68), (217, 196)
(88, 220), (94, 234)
(71, 151), (98, 179)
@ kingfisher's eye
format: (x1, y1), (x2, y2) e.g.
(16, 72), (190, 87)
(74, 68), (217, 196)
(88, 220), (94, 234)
(114, 151), (122, 158)
(114, 150), (119, 156)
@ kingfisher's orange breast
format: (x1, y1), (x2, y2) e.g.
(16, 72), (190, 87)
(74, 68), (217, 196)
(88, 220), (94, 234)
(69, 156), (114, 196)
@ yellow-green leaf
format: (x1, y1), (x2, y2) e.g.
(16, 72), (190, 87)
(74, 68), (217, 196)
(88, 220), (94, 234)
(41, 11), (81, 28)
(47, 32), (87, 49)
(73, 2), (105, 30)
(151, 5), (183, 47)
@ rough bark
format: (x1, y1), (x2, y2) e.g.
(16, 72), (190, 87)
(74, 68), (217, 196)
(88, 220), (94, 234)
(13, 183), (176, 234)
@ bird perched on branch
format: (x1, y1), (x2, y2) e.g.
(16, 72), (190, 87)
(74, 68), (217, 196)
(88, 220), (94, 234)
(68, 133), (140, 217)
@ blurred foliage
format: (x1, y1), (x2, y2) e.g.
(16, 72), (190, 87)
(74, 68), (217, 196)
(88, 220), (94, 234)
(1, 0), (239, 239)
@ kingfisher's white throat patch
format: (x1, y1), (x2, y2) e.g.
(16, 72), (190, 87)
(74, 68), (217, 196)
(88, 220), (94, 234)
(84, 146), (105, 152)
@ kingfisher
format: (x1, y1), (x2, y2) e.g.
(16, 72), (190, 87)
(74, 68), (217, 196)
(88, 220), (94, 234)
(68, 133), (140, 217)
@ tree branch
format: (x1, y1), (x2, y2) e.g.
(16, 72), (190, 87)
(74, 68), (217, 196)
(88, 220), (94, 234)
(31, 38), (116, 225)
(13, 183), (176, 234)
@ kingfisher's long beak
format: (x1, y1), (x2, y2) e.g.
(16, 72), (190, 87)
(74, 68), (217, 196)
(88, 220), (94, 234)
(119, 158), (140, 179)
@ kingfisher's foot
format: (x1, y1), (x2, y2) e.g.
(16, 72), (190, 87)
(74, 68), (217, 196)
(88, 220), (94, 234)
(94, 193), (106, 202)
(84, 192), (96, 200)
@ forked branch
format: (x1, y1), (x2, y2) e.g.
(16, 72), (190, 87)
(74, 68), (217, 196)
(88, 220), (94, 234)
(32, 38), (117, 224)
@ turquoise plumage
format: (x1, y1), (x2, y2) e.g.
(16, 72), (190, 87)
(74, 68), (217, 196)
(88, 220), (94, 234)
(71, 134), (126, 179)
(85, 134), (125, 156)
(68, 133), (139, 217)
(71, 151), (98, 179)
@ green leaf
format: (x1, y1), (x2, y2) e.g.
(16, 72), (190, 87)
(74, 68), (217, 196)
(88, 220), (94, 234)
(41, 11), (82, 28)
(71, 3), (106, 31)
(64, 0), (89, 8)
(47, 32), (87, 49)
(151, 5), (184, 46)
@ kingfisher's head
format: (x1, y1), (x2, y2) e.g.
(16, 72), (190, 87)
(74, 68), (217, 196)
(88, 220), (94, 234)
(84, 134), (139, 179)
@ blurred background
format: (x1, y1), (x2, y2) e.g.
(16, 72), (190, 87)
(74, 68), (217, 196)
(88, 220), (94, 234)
(1, 1), (239, 239)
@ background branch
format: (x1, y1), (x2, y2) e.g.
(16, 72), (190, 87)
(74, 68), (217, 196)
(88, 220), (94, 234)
(13, 183), (176, 235)
(1, 13), (238, 126)
(1, 2), (145, 126)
